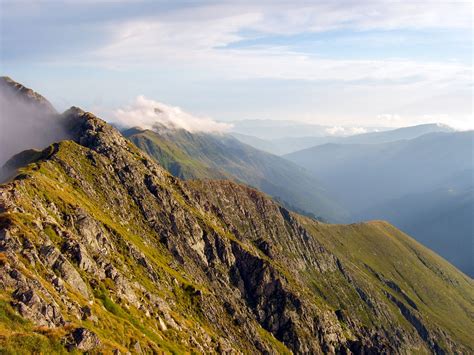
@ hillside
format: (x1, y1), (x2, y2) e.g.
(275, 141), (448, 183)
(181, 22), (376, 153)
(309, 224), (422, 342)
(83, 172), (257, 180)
(122, 127), (231, 181)
(0, 106), (473, 353)
(360, 178), (474, 276)
(124, 127), (349, 222)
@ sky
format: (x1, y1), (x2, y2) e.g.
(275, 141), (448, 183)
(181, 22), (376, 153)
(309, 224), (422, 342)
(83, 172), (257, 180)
(0, 0), (472, 130)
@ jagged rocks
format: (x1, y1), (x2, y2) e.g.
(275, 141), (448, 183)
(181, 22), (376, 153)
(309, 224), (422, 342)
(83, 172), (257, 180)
(73, 209), (113, 255)
(65, 327), (101, 351)
(0, 229), (21, 253)
(39, 244), (89, 298)
(80, 305), (98, 323)
(12, 287), (64, 327)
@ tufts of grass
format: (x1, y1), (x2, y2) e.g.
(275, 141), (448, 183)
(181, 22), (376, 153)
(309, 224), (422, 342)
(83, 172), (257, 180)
(0, 297), (76, 355)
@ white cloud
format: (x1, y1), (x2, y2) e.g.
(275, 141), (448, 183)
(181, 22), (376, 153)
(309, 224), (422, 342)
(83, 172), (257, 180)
(376, 113), (474, 131)
(86, 3), (471, 86)
(112, 96), (232, 133)
(325, 126), (369, 136)
(26, 2), (471, 96)
(5, 1), (471, 128)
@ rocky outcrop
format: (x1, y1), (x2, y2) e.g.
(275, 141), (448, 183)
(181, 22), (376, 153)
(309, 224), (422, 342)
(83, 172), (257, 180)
(65, 327), (101, 351)
(12, 287), (64, 327)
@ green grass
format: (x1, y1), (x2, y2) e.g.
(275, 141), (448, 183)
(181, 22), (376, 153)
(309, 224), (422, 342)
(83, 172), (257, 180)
(299, 217), (474, 348)
(0, 334), (69, 355)
(0, 299), (29, 327)
(256, 326), (292, 355)
(1, 133), (473, 353)
(43, 226), (61, 244)
(129, 130), (228, 180)
(0, 141), (218, 353)
(0, 296), (73, 355)
(94, 285), (127, 318)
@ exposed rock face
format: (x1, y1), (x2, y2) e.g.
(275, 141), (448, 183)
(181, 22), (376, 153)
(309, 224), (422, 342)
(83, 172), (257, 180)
(124, 126), (351, 223)
(12, 287), (64, 327)
(65, 327), (101, 351)
(0, 101), (473, 353)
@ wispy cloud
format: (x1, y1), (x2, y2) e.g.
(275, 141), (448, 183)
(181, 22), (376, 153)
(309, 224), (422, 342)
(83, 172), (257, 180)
(1, 1), (472, 128)
(77, 3), (471, 87)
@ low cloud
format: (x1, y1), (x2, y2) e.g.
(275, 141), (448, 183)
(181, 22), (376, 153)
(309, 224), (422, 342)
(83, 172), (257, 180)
(325, 126), (369, 136)
(0, 79), (69, 168)
(113, 96), (232, 133)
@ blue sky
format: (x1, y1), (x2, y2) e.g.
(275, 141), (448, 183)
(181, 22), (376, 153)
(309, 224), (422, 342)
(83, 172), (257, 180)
(0, 0), (472, 129)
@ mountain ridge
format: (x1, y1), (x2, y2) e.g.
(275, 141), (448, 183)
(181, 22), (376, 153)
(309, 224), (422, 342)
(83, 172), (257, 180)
(124, 126), (349, 222)
(285, 131), (473, 210)
(0, 79), (473, 353)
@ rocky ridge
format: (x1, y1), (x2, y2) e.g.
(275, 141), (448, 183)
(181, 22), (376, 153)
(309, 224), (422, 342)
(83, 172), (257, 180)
(0, 81), (473, 353)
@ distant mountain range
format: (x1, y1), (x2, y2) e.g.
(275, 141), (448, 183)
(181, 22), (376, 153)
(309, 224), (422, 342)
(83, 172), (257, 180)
(232, 123), (455, 155)
(124, 126), (349, 222)
(286, 131), (474, 276)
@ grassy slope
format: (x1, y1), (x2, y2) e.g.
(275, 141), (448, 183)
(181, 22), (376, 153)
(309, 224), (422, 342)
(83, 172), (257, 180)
(1, 136), (472, 352)
(0, 293), (75, 354)
(299, 217), (474, 348)
(126, 129), (231, 180)
(0, 145), (188, 353)
(285, 131), (474, 276)
(0, 140), (293, 353)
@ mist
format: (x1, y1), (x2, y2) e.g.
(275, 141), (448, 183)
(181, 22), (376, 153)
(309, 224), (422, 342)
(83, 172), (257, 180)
(113, 96), (233, 133)
(0, 79), (70, 168)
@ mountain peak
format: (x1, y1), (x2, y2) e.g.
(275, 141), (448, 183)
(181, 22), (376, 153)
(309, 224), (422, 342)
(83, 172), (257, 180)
(0, 76), (65, 168)
(0, 76), (56, 114)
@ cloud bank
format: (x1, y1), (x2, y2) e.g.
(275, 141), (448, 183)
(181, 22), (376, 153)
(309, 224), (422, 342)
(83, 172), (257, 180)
(0, 80), (70, 169)
(113, 96), (232, 133)
(324, 126), (370, 136)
